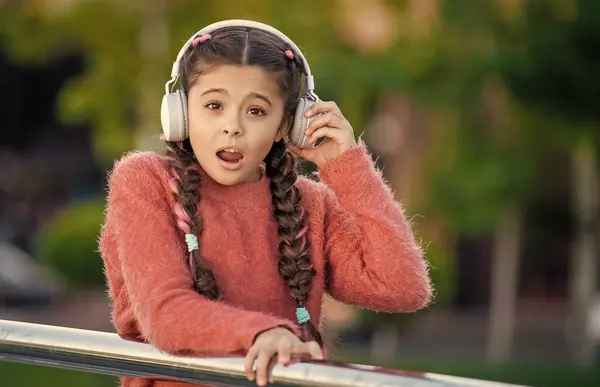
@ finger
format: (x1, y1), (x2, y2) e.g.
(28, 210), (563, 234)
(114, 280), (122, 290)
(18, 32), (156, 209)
(244, 348), (258, 381)
(267, 356), (279, 384)
(256, 350), (276, 386)
(277, 338), (293, 365)
(307, 127), (343, 145)
(287, 143), (321, 163)
(306, 113), (344, 135)
(304, 101), (343, 119)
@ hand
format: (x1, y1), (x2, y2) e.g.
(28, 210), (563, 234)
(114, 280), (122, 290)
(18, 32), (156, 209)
(287, 101), (357, 167)
(244, 327), (323, 386)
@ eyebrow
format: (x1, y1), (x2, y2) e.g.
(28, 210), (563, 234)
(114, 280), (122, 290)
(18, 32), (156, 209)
(249, 93), (272, 106)
(200, 88), (228, 97)
(200, 88), (272, 106)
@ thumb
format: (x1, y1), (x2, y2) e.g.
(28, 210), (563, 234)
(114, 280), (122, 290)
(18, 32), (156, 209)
(291, 341), (320, 358)
(287, 143), (318, 163)
(286, 143), (304, 156)
(305, 341), (324, 360)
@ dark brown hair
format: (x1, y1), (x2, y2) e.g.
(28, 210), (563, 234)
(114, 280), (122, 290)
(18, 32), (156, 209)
(164, 26), (322, 345)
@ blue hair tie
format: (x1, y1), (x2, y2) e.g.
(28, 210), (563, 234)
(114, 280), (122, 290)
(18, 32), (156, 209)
(296, 307), (311, 324)
(185, 233), (198, 252)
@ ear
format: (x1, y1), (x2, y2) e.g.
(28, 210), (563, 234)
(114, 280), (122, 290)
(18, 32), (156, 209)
(274, 115), (292, 143)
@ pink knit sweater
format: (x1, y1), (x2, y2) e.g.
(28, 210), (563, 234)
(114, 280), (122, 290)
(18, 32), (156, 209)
(99, 142), (432, 387)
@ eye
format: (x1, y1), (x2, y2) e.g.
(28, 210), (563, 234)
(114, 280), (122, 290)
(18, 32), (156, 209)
(205, 102), (222, 110)
(248, 107), (266, 116)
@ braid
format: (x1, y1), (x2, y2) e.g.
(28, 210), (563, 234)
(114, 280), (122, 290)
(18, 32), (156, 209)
(165, 139), (220, 300)
(265, 140), (323, 346)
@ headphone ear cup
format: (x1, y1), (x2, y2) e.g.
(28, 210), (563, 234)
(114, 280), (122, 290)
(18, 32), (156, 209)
(290, 98), (316, 148)
(160, 90), (188, 142)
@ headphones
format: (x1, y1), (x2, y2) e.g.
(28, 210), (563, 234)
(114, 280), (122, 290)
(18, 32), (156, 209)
(160, 19), (320, 148)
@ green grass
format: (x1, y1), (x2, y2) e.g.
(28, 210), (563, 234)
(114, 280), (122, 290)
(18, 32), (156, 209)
(1, 361), (116, 387)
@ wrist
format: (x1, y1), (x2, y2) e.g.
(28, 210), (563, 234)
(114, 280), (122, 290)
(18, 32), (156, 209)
(315, 141), (359, 168)
(252, 325), (296, 344)
(339, 139), (358, 154)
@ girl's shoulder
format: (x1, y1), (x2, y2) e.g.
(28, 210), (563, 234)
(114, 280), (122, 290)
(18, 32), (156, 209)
(295, 174), (333, 211)
(107, 151), (170, 193)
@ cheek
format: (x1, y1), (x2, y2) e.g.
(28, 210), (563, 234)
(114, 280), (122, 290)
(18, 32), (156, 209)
(187, 107), (212, 146)
(188, 105), (205, 134)
(253, 138), (276, 163)
(187, 128), (214, 169)
(246, 123), (282, 161)
(188, 127), (208, 154)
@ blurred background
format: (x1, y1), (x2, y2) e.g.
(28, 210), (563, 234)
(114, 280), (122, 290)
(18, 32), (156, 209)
(0, 0), (599, 386)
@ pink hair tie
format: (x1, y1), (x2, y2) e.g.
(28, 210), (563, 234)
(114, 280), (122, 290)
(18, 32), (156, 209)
(285, 49), (294, 60)
(192, 34), (211, 47)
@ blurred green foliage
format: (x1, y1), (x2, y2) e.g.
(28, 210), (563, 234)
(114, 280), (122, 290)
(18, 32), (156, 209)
(37, 198), (106, 289)
(496, 0), (600, 127)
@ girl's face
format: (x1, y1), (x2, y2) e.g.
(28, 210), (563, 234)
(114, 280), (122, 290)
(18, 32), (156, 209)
(187, 64), (287, 186)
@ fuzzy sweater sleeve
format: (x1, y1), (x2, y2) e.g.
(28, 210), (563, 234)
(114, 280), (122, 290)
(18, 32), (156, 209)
(317, 141), (432, 312)
(101, 152), (300, 355)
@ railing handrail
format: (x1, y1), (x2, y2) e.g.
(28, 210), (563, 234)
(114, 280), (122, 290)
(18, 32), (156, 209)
(0, 319), (528, 387)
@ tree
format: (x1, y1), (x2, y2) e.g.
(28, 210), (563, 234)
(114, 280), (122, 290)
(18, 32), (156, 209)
(495, 0), (600, 365)
(415, 0), (542, 364)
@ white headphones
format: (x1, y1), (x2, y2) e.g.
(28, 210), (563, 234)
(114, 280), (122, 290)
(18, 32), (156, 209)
(160, 19), (319, 148)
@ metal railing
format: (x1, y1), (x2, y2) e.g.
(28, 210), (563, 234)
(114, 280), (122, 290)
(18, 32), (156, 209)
(0, 319), (528, 387)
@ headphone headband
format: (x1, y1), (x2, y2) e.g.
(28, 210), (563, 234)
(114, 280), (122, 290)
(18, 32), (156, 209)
(161, 19), (319, 147)
(167, 19), (315, 92)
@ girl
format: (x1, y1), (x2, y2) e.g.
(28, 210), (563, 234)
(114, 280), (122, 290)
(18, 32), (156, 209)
(99, 20), (432, 387)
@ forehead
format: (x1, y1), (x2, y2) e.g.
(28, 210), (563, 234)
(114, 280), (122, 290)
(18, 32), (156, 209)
(193, 64), (281, 97)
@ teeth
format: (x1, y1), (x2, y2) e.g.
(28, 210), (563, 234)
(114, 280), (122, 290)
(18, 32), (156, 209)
(223, 149), (239, 153)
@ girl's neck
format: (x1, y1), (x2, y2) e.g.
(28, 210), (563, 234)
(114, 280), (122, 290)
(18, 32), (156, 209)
(197, 167), (272, 208)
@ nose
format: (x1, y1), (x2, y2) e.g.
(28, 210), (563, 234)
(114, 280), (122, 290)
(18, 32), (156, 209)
(222, 124), (243, 137)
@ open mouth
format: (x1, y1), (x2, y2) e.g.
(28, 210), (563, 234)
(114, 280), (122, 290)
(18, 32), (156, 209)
(216, 147), (244, 170)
